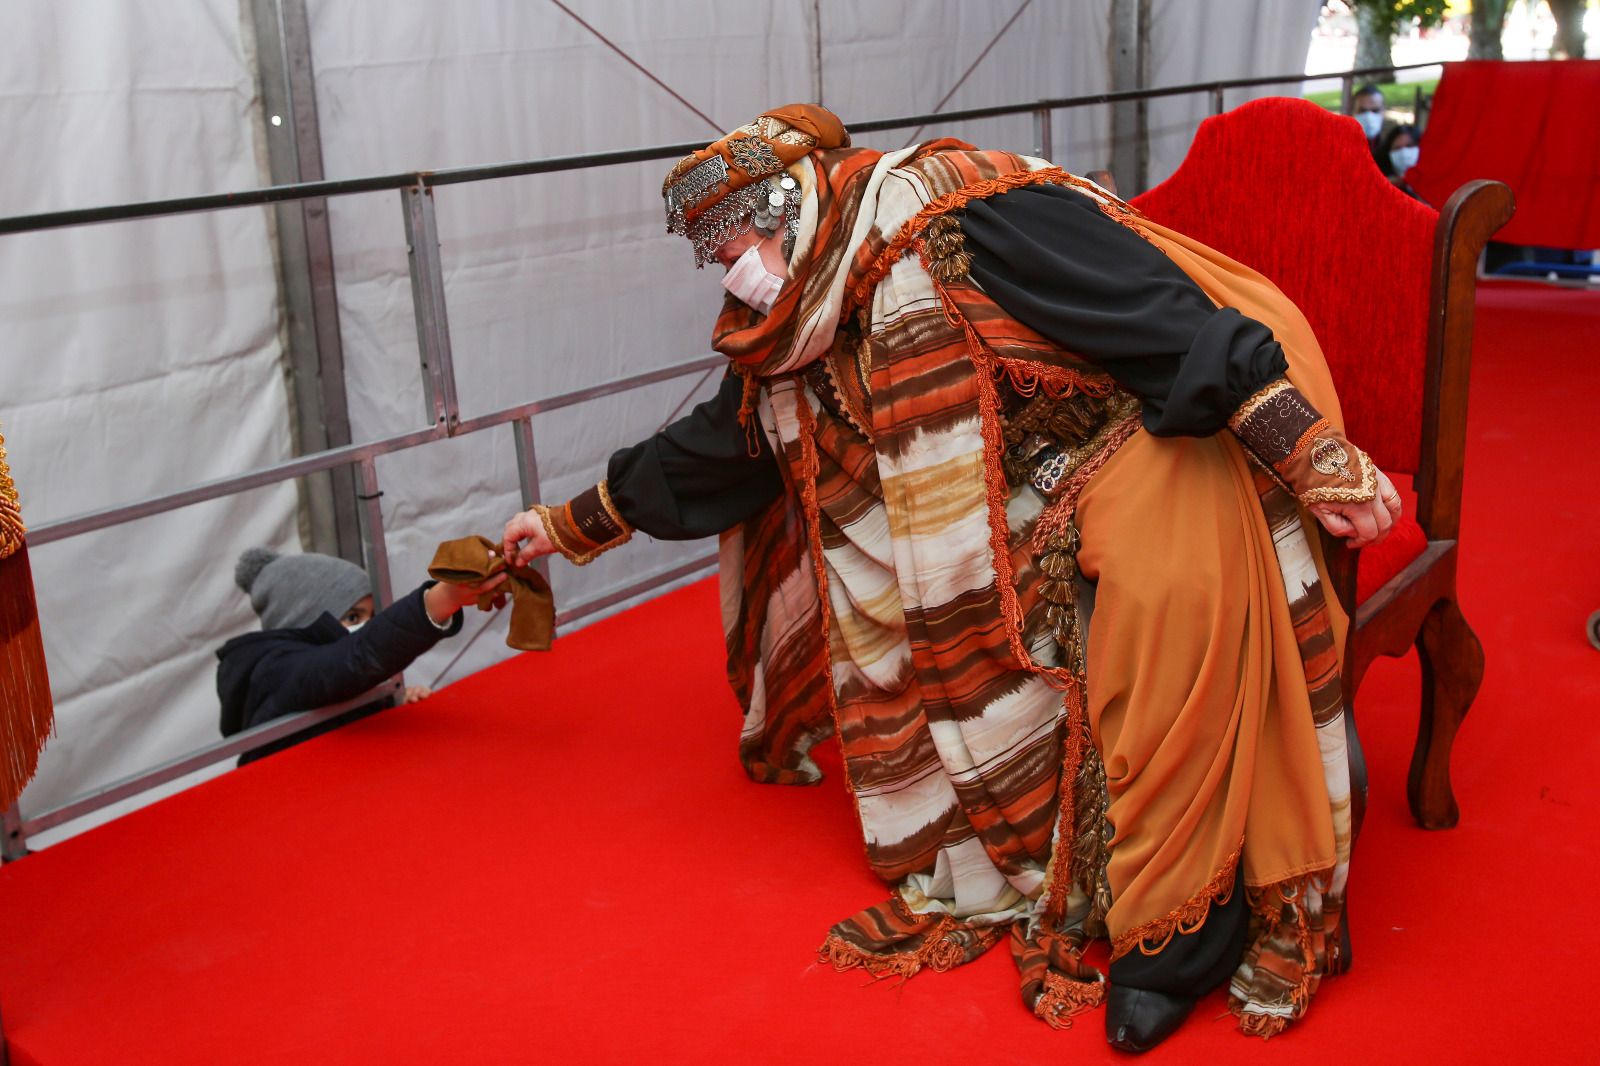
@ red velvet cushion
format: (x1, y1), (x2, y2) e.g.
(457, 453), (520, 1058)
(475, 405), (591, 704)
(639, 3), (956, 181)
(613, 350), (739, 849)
(1357, 515), (1427, 605)
(1131, 98), (1438, 475)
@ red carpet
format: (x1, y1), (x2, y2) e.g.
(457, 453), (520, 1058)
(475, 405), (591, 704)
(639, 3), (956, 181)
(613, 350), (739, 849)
(1, 281), (1596, 1064)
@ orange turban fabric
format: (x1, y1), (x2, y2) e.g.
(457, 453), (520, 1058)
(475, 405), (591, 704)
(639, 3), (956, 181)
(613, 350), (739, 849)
(662, 103), (850, 265)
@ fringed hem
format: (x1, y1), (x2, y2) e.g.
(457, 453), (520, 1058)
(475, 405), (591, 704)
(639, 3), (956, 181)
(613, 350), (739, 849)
(1225, 869), (1336, 1039)
(1233, 1007), (1293, 1040)
(818, 918), (1002, 981)
(1109, 841), (1244, 961)
(1034, 971), (1107, 1030)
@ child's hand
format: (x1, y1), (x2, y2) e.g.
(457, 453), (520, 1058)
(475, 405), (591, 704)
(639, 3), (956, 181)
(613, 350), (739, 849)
(401, 685), (433, 704)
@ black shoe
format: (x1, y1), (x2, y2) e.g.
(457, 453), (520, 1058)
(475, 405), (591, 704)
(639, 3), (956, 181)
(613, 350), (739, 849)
(1105, 985), (1197, 1053)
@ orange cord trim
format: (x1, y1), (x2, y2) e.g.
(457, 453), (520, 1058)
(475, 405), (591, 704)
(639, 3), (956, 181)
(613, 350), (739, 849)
(851, 168), (1064, 308)
(989, 356), (1117, 403)
(1029, 413), (1141, 554)
(1109, 840), (1245, 961)
(1042, 682), (1088, 923)
(793, 395), (883, 878)
(851, 166), (1147, 312)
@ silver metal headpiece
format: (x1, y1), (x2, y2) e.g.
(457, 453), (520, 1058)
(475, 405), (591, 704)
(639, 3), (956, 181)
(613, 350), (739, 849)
(669, 173), (802, 268)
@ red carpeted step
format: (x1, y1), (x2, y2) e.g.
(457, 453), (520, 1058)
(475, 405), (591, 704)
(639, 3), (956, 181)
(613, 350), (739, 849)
(0, 283), (1597, 1064)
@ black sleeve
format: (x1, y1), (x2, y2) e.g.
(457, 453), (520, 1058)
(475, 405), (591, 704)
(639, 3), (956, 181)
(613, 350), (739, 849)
(959, 183), (1288, 436)
(604, 370), (785, 540)
(253, 583), (460, 712)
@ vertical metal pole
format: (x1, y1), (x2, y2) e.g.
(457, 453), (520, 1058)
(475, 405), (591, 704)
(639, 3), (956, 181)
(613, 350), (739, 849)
(1340, 74), (1354, 115)
(1211, 86), (1226, 115)
(401, 182), (461, 435)
(355, 458), (395, 608)
(1108, 0), (1150, 196)
(512, 418), (553, 584)
(1032, 105), (1054, 161)
(248, 0), (363, 564)
(1, 802), (26, 863)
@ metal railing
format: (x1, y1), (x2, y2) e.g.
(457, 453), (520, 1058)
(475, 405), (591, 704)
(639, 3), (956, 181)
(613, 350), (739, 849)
(0, 59), (1446, 858)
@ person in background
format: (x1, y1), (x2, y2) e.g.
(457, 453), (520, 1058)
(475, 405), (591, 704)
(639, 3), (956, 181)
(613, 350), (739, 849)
(217, 547), (506, 763)
(1349, 83), (1391, 159)
(1376, 123), (1422, 196)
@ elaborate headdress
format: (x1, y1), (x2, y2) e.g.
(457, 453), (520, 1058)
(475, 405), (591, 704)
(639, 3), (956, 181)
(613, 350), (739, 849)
(662, 103), (850, 266)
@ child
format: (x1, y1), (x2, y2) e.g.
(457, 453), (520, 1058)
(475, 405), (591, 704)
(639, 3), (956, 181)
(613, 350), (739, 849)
(217, 547), (506, 762)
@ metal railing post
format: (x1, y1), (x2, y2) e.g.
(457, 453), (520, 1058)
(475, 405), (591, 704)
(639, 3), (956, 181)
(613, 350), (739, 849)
(355, 457), (395, 608)
(1032, 104), (1053, 161)
(1211, 86), (1226, 115)
(1, 803), (26, 863)
(402, 182), (461, 435)
(512, 417), (552, 583)
(1340, 74), (1354, 115)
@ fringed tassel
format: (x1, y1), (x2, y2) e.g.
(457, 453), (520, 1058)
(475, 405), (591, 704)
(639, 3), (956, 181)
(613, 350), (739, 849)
(1034, 971), (1107, 1031)
(734, 366), (762, 457)
(0, 426), (51, 812)
(922, 214), (973, 283)
(0, 543), (53, 812)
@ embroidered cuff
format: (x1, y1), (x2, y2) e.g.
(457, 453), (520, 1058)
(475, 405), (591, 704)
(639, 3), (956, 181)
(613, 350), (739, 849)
(1229, 379), (1378, 506)
(536, 481), (633, 565)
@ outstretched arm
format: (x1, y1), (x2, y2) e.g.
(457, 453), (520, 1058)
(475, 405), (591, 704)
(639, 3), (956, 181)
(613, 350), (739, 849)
(504, 370), (784, 567)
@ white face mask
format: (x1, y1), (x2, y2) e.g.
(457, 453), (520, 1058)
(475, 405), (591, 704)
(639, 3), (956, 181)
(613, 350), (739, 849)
(721, 245), (784, 316)
(1355, 110), (1384, 139)
(1389, 145), (1420, 174)
(344, 620), (367, 634)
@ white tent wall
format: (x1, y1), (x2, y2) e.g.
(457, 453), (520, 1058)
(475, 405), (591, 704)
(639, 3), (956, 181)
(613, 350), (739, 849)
(304, 0), (1119, 701)
(0, 3), (303, 837)
(1146, 0), (1322, 187)
(0, 0), (1315, 844)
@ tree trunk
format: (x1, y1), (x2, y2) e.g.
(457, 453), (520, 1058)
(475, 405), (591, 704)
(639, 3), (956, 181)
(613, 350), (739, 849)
(1547, 0), (1587, 58)
(1468, 0), (1509, 59)
(1355, 3), (1396, 72)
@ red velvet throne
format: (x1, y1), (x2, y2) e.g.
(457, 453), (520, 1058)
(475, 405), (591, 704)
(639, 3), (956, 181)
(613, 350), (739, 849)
(1130, 97), (1514, 834)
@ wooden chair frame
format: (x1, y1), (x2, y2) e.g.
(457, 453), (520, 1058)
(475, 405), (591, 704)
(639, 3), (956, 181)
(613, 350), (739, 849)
(1320, 179), (1515, 837)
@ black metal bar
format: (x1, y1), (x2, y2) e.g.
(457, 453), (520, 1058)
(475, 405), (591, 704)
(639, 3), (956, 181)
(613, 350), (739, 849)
(0, 62), (1447, 236)
(17, 681), (405, 838)
(0, 172), (417, 234)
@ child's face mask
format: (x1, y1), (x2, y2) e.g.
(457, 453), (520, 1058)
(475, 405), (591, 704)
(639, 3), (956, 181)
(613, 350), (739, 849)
(344, 620), (367, 634)
(1389, 145), (1419, 174)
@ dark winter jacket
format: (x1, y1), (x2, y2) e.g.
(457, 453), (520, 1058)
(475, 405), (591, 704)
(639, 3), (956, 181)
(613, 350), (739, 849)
(216, 582), (461, 763)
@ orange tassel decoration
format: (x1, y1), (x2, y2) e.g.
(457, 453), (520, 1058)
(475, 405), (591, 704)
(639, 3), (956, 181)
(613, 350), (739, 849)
(0, 427), (53, 816)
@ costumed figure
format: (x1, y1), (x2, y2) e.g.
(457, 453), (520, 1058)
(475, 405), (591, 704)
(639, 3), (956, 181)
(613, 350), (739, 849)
(502, 105), (1401, 1051)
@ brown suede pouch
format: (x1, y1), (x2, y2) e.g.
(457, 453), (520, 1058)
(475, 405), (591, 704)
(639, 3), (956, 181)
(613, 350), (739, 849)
(427, 535), (554, 651)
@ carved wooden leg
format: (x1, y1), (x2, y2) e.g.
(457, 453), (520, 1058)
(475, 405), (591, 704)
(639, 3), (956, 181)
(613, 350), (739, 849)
(1410, 597), (1485, 828)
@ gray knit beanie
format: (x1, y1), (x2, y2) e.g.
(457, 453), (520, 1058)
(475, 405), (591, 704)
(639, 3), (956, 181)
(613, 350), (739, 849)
(235, 548), (373, 630)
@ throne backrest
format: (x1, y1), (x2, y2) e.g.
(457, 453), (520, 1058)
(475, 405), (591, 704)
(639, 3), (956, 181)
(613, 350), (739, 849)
(1131, 97), (1439, 475)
